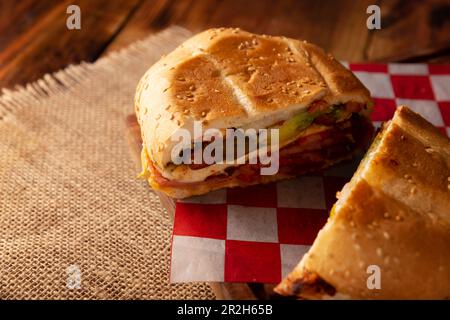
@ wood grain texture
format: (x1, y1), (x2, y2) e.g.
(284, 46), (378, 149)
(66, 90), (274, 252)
(105, 0), (450, 62)
(366, 0), (450, 61)
(105, 0), (374, 62)
(0, 0), (142, 88)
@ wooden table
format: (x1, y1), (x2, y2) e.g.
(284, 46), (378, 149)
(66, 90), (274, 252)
(3, 0), (450, 299)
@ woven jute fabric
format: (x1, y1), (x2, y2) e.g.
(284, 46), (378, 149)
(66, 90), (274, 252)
(0, 27), (215, 299)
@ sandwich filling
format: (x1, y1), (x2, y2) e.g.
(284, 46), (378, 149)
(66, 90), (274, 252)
(141, 100), (373, 191)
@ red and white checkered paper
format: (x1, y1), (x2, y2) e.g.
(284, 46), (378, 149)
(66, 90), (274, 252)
(170, 63), (450, 283)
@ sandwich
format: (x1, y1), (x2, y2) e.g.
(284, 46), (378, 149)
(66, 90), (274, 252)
(135, 28), (374, 198)
(275, 106), (450, 299)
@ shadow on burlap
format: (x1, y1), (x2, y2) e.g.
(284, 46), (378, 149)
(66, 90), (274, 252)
(0, 27), (215, 299)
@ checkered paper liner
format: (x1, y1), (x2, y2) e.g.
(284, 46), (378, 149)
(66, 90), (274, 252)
(170, 63), (450, 283)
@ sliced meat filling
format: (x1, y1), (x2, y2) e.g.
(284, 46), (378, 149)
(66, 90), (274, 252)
(149, 113), (373, 188)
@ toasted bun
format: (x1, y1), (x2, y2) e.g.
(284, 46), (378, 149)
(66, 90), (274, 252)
(275, 106), (450, 299)
(135, 28), (372, 178)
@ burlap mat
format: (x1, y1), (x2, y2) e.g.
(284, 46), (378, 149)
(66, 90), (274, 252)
(0, 26), (215, 299)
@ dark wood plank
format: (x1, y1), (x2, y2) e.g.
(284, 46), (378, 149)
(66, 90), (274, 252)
(3, 0), (450, 90)
(366, 0), (450, 62)
(105, 0), (450, 63)
(0, 0), (61, 52)
(105, 0), (374, 62)
(0, 0), (142, 89)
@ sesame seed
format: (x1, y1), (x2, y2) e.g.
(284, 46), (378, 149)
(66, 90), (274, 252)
(170, 114), (174, 120)
(189, 85), (196, 91)
(214, 89), (220, 93)
(425, 147), (434, 153)
(183, 109), (189, 114)
(412, 162), (418, 167)
(176, 120), (181, 126)
(447, 176), (450, 182)
(383, 231), (390, 240)
(163, 87), (169, 92)
(288, 57), (295, 62)
(201, 111), (206, 117)
(165, 104), (171, 110)
(349, 221), (355, 227)
(404, 174), (411, 179)
(143, 108), (148, 115)
(376, 248), (383, 257)
(400, 135), (405, 140)
(177, 77), (186, 82)
(395, 215), (403, 221)
(251, 39), (258, 45)
(155, 114), (161, 120)
(303, 90), (311, 95)
(410, 186), (417, 194)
